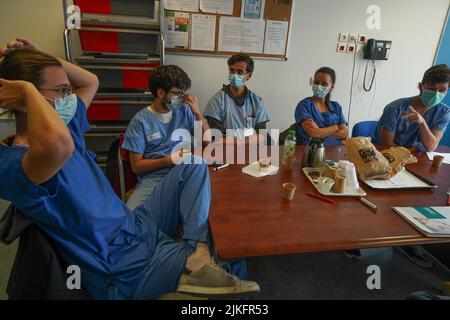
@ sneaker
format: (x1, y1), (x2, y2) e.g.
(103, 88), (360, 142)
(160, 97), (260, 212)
(344, 249), (362, 259)
(177, 262), (260, 297)
(395, 246), (434, 268)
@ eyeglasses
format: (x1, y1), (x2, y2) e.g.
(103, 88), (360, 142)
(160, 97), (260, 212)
(167, 90), (185, 97)
(39, 85), (74, 98)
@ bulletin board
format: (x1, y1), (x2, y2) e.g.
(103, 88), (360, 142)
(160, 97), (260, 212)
(164, 0), (293, 60)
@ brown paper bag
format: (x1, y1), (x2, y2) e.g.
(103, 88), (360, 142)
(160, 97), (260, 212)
(381, 147), (418, 177)
(343, 137), (392, 180)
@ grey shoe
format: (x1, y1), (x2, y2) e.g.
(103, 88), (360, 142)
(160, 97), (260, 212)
(177, 262), (260, 297)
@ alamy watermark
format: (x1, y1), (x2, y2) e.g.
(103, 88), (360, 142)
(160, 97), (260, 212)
(366, 265), (381, 290)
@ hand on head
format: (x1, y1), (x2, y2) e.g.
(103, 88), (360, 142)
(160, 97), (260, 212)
(0, 37), (39, 58)
(0, 78), (29, 112)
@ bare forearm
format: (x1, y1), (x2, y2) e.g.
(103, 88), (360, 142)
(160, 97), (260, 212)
(333, 128), (348, 140)
(23, 83), (74, 153)
(132, 157), (172, 174)
(419, 123), (439, 152)
(195, 114), (212, 146)
(57, 58), (99, 90)
(306, 125), (339, 138)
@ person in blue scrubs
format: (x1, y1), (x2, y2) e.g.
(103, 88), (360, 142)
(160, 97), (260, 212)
(295, 67), (348, 145)
(374, 64), (450, 269)
(375, 64), (450, 152)
(0, 38), (259, 299)
(122, 65), (210, 211)
(203, 53), (270, 144)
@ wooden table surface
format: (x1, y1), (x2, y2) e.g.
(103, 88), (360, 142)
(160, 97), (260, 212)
(208, 146), (450, 260)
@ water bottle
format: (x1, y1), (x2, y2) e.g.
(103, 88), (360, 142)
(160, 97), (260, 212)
(283, 130), (297, 164)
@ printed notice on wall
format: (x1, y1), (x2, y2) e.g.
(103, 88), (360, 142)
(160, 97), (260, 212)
(241, 0), (265, 19)
(190, 14), (217, 51)
(165, 11), (190, 49)
(165, 0), (199, 12)
(264, 20), (289, 55)
(218, 17), (265, 53)
(200, 0), (234, 15)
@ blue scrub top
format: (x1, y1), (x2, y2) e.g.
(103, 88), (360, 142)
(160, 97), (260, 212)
(295, 97), (348, 145)
(121, 105), (196, 180)
(203, 88), (270, 137)
(0, 98), (157, 299)
(374, 97), (450, 151)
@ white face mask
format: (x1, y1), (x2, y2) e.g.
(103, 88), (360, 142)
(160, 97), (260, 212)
(45, 94), (77, 124)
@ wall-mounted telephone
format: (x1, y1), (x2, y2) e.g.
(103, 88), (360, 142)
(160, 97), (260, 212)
(363, 39), (392, 60)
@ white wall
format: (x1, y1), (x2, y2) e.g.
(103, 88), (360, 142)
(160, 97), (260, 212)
(0, 0), (66, 58)
(166, 0), (450, 131)
(0, 0), (449, 132)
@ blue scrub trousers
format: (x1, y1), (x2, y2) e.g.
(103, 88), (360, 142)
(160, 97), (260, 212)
(127, 176), (165, 211)
(124, 156), (247, 299)
(130, 157), (209, 299)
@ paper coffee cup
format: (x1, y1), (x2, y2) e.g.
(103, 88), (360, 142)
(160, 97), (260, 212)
(284, 156), (296, 170)
(282, 183), (296, 200)
(432, 155), (444, 168)
(259, 159), (271, 172)
(332, 175), (346, 194)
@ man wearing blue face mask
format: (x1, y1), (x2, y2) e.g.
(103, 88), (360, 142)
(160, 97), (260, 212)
(375, 64), (450, 152)
(122, 65), (211, 210)
(0, 39), (259, 299)
(204, 54), (270, 143)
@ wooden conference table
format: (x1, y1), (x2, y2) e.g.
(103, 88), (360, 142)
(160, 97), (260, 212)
(208, 146), (450, 260)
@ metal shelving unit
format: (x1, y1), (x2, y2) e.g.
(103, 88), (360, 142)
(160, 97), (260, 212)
(62, 0), (164, 170)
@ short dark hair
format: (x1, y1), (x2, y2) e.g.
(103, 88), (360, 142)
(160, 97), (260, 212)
(149, 65), (191, 97)
(227, 53), (254, 73)
(422, 64), (450, 85)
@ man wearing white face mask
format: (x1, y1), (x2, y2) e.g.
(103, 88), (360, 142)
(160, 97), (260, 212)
(122, 65), (211, 210)
(204, 54), (270, 143)
(375, 64), (450, 152)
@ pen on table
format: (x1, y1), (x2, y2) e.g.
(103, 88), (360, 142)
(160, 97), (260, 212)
(359, 197), (378, 213)
(306, 192), (335, 204)
(213, 164), (230, 171)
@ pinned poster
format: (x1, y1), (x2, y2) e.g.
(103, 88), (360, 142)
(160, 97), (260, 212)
(165, 0), (199, 12)
(264, 20), (289, 55)
(218, 16), (265, 54)
(241, 0), (265, 19)
(190, 14), (217, 51)
(165, 11), (190, 49)
(200, 0), (233, 15)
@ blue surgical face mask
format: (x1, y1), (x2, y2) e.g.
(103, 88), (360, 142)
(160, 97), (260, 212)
(166, 95), (185, 111)
(420, 89), (447, 109)
(228, 74), (246, 89)
(45, 94), (77, 124)
(312, 85), (330, 99)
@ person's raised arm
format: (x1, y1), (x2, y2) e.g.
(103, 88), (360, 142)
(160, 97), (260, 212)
(0, 37), (99, 107)
(402, 106), (442, 152)
(0, 79), (74, 184)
